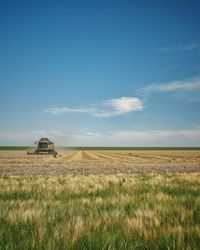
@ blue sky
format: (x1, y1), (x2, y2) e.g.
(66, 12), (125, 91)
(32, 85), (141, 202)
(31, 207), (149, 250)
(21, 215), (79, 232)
(0, 0), (200, 146)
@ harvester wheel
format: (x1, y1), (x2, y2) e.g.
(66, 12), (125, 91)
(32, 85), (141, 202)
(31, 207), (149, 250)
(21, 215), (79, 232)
(54, 153), (59, 158)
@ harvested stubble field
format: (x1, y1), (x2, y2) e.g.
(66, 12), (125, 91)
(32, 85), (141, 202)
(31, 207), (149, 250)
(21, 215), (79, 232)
(0, 149), (200, 249)
(0, 149), (200, 175)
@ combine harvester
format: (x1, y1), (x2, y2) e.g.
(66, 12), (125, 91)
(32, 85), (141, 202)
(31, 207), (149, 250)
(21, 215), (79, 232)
(27, 137), (58, 157)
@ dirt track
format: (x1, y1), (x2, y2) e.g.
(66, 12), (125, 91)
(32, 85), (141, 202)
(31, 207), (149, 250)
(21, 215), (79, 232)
(0, 150), (200, 176)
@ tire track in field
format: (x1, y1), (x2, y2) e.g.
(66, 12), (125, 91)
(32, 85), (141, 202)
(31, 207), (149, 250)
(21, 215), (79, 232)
(84, 150), (150, 164)
(97, 151), (135, 162)
(106, 151), (176, 163)
(64, 151), (83, 161)
(99, 151), (151, 163)
(129, 151), (199, 163)
(90, 150), (179, 164)
(88, 151), (122, 161)
(81, 151), (102, 160)
(87, 151), (134, 167)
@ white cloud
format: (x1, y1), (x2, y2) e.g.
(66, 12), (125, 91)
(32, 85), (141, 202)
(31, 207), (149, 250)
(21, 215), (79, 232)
(139, 77), (200, 96)
(157, 42), (200, 53)
(46, 97), (144, 117)
(93, 97), (144, 117)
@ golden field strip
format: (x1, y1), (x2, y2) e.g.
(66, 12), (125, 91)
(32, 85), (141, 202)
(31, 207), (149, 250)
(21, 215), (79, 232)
(0, 149), (200, 175)
(0, 150), (200, 249)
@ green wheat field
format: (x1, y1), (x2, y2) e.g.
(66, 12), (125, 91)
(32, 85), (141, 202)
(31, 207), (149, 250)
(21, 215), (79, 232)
(0, 173), (200, 250)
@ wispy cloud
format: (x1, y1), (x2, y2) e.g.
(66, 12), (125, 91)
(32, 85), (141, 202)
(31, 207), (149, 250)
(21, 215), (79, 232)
(163, 64), (177, 72)
(139, 77), (200, 97)
(157, 42), (200, 53)
(104, 128), (200, 146)
(46, 77), (200, 119)
(67, 127), (200, 146)
(46, 97), (144, 117)
(1, 127), (200, 146)
(109, 128), (200, 141)
(46, 107), (96, 115)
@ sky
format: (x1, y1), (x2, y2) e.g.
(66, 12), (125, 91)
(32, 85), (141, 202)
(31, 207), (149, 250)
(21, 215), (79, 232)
(0, 0), (200, 146)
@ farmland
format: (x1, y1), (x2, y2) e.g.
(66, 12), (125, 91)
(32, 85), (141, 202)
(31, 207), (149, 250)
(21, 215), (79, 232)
(0, 149), (200, 176)
(0, 149), (200, 249)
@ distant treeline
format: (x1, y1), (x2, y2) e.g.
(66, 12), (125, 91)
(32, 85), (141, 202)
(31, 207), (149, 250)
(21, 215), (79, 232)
(1, 146), (200, 150)
(0, 146), (28, 150)
(66, 147), (200, 150)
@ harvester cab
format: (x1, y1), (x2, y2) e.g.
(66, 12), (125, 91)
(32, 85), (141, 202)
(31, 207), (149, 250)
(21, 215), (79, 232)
(27, 138), (58, 156)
